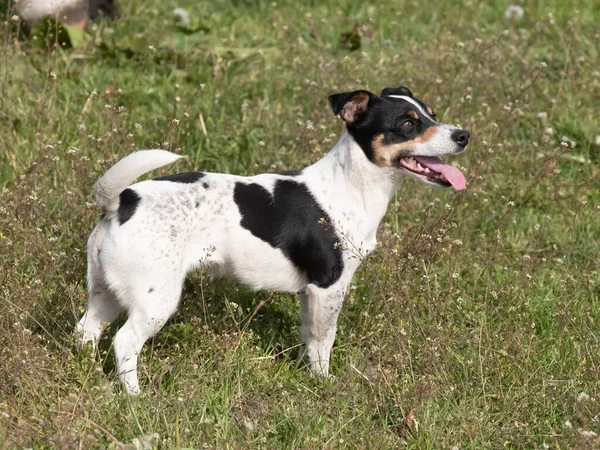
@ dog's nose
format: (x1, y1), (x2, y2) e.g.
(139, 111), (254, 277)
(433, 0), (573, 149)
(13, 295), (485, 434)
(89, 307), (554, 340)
(451, 129), (470, 148)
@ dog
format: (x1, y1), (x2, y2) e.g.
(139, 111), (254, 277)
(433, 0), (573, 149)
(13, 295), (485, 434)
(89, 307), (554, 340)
(76, 86), (469, 394)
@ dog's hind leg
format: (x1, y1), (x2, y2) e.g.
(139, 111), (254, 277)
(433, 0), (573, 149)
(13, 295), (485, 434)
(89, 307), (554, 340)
(76, 270), (122, 349)
(76, 225), (123, 349)
(299, 282), (348, 376)
(112, 275), (184, 394)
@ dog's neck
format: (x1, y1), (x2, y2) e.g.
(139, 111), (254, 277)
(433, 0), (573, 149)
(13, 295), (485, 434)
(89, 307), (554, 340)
(305, 132), (405, 245)
(309, 132), (404, 201)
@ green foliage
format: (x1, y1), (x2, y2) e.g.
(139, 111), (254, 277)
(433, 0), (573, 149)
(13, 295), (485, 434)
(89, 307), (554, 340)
(30, 17), (86, 49)
(1, 0), (599, 448)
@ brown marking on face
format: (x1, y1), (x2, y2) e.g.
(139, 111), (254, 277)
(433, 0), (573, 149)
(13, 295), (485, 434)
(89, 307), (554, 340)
(426, 106), (434, 116)
(407, 110), (419, 120)
(340, 92), (370, 124)
(415, 126), (438, 143)
(371, 126), (439, 167)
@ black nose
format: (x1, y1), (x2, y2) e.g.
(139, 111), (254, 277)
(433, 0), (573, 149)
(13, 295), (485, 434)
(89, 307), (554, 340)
(451, 129), (470, 148)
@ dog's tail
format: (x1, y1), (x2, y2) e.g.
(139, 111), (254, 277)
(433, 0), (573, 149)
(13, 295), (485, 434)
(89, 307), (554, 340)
(94, 150), (183, 211)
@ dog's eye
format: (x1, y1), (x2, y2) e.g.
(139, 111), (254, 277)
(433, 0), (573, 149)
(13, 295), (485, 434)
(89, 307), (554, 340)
(399, 120), (415, 130)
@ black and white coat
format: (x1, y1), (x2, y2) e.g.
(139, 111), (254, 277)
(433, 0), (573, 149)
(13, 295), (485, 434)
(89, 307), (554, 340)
(76, 87), (469, 393)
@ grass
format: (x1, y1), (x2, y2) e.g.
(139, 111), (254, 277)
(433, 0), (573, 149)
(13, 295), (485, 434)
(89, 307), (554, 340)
(1, 0), (599, 448)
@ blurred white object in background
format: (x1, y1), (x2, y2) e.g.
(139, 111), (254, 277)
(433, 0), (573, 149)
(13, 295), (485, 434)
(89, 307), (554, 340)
(16, 0), (88, 28)
(504, 5), (524, 21)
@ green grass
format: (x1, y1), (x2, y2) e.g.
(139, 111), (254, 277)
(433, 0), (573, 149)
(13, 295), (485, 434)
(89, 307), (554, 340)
(1, 0), (600, 448)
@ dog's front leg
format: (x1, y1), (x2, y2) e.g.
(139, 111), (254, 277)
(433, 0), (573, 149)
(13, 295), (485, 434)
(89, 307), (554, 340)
(299, 283), (348, 376)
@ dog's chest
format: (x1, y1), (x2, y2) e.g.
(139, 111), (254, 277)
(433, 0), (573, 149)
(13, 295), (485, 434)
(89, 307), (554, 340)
(306, 185), (380, 260)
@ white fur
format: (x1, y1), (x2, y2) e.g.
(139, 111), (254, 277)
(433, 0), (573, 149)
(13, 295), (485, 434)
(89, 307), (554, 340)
(17, 0), (84, 25)
(94, 150), (183, 210)
(76, 129), (460, 393)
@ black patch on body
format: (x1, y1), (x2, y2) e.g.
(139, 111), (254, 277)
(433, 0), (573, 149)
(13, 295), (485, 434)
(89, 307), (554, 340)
(203, 182), (209, 189)
(148, 287), (154, 293)
(118, 189), (141, 225)
(153, 172), (205, 183)
(233, 180), (343, 288)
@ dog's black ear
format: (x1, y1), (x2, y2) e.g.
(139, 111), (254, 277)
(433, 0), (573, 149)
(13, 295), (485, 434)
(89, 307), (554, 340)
(328, 90), (373, 125)
(381, 86), (413, 98)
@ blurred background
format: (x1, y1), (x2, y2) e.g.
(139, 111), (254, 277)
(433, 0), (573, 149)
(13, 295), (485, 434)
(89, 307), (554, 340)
(0, 1), (599, 448)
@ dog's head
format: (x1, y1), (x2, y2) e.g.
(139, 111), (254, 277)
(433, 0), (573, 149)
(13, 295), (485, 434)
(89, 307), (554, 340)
(328, 86), (469, 190)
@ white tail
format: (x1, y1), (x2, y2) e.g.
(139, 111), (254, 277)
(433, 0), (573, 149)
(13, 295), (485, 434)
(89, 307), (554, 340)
(94, 150), (183, 210)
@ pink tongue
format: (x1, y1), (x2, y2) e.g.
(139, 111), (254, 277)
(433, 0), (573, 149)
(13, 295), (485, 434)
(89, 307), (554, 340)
(414, 157), (467, 191)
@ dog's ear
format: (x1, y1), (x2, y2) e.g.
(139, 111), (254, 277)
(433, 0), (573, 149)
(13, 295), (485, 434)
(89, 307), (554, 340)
(381, 86), (413, 98)
(328, 90), (373, 125)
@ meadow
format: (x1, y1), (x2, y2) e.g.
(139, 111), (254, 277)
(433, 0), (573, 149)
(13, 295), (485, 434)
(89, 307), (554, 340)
(1, 0), (599, 448)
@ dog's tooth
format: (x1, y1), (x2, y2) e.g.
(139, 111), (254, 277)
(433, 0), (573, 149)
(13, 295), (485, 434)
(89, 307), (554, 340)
(424, 167), (430, 173)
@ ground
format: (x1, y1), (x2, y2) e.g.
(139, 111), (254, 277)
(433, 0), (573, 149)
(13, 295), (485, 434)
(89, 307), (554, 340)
(1, 0), (599, 448)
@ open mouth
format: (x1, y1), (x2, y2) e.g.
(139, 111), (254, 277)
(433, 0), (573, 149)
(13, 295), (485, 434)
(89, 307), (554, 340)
(399, 156), (467, 190)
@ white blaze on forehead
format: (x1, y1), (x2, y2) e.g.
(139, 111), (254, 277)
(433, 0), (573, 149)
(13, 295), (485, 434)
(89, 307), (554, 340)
(386, 95), (436, 122)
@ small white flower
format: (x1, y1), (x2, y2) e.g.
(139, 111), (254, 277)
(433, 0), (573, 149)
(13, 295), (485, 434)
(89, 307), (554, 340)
(577, 392), (591, 402)
(11, 14), (19, 22)
(540, 61), (548, 68)
(564, 420), (573, 429)
(537, 112), (547, 119)
(504, 5), (524, 21)
(545, 127), (553, 135)
(580, 430), (598, 438)
(172, 7), (191, 26)
(595, 135), (600, 146)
